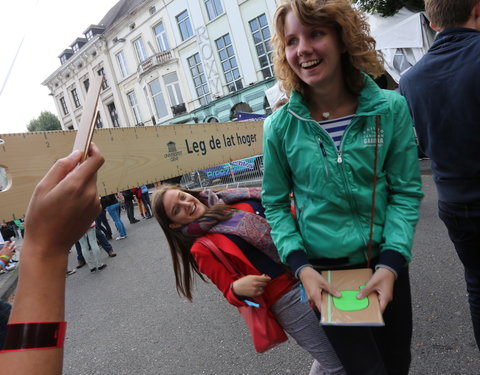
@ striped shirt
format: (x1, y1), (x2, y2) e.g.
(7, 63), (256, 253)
(318, 115), (354, 149)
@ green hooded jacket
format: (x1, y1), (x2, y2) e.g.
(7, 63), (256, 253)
(262, 76), (423, 271)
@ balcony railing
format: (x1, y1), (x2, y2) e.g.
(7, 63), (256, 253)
(139, 50), (174, 74)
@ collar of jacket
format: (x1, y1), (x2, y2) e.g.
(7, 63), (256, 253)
(286, 73), (390, 122)
(432, 27), (480, 49)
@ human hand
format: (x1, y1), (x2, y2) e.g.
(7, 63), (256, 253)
(299, 266), (340, 312)
(232, 274), (271, 298)
(357, 267), (395, 313)
(0, 241), (16, 259)
(23, 143), (105, 256)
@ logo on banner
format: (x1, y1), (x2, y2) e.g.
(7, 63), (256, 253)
(164, 141), (183, 161)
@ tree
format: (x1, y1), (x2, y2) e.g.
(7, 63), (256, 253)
(27, 111), (61, 132)
(354, 0), (424, 17)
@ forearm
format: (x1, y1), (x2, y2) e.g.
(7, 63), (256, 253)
(9, 242), (68, 322)
(2, 241), (69, 375)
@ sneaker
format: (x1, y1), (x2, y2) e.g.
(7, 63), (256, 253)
(76, 260), (86, 269)
(115, 235), (127, 241)
(66, 269), (76, 276)
(98, 264), (107, 271)
(5, 263), (17, 271)
(90, 268), (97, 273)
(108, 250), (117, 257)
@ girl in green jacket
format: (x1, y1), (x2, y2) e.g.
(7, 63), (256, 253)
(262, 1), (423, 374)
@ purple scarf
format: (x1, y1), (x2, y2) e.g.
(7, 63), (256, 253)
(181, 188), (281, 264)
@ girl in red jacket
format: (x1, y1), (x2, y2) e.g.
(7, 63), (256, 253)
(152, 185), (344, 375)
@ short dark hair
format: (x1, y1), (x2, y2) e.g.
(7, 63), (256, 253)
(425, 0), (480, 30)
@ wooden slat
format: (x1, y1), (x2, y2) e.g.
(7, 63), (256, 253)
(0, 121), (263, 222)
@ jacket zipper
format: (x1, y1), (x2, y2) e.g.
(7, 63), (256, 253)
(317, 137), (329, 178)
(337, 120), (369, 250)
(289, 108), (375, 258)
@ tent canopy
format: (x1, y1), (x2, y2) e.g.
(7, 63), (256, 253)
(367, 7), (436, 82)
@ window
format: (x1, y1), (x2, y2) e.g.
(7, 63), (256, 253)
(95, 114), (103, 128)
(71, 88), (81, 108)
(187, 53), (211, 106)
(154, 22), (169, 52)
(60, 55), (68, 64)
(97, 68), (109, 89)
(249, 14), (274, 79)
(215, 34), (243, 92)
(205, 0), (223, 20)
(107, 102), (120, 127)
(72, 44), (79, 53)
(134, 38), (148, 62)
(116, 50), (129, 78)
(176, 10), (193, 41)
(163, 72), (184, 107)
(83, 78), (90, 92)
(59, 97), (68, 115)
(148, 79), (168, 119)
(85, 30), (94, 41)
(127, 91), (142, 125)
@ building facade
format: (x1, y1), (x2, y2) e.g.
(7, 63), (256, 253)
(42, 0), (279, 130)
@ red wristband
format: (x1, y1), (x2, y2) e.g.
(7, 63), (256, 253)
(1, 321), (67, 352)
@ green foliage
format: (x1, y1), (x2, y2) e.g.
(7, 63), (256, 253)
(354, 0), (425, 17)
(27, 111), (61, 132)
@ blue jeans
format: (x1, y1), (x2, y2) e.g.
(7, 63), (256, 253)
(142, 193), (152, 217)
(95, 209), (112, 239)
(96, 227), (112, 252)
(439, 200), (480, 350)
(106, 204), (126, 237)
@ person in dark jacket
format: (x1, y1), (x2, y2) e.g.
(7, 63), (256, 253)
(122, 189), (139, 224)
(97, 197), (113, 240)
(400, 0), (480, 350)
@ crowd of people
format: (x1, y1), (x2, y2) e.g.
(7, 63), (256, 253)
(1, 0), (479, 374)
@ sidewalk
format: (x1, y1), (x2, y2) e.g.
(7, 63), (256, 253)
(0, 237), (21, 301)
(419, 158), (432, 175)
(0, 266), (18, 301)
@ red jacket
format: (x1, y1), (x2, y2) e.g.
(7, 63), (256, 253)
(131, 187), (142, 199)
(191, 234), (295, 308)
(190, 202), (295, 309)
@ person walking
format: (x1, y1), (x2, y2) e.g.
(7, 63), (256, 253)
(122, 189), (139, 224)
(102, 193), (127, 240)
(400, 0), (480, 350)
(78, 222), (107, 273)
(96, 199), (113, 240)
(140, 185), (153, 218)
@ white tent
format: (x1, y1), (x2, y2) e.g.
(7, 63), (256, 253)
(366, 7), (436, 83)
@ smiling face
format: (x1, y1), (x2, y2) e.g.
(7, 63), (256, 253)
(284, 10), (344, 93)
(162, 189), (207, 228)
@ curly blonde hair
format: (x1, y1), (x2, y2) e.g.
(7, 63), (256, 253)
(272, 0), (384, 96)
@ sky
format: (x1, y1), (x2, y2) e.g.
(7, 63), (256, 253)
(0, 0), (117, 134)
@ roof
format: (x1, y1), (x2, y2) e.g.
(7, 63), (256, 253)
(98, 0), (147, 31)
(70, 37), (87, 47)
